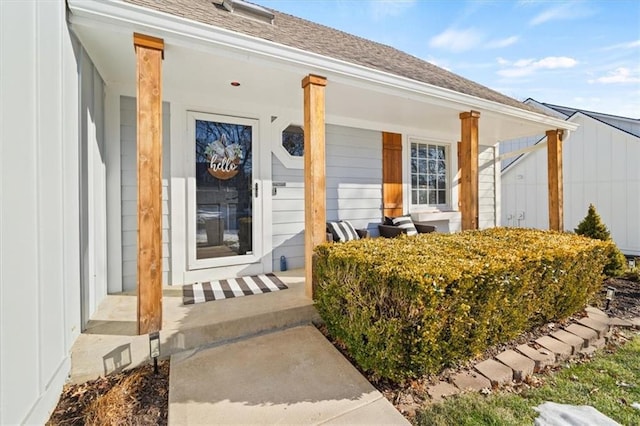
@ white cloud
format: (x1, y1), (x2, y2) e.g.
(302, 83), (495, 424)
(600, 40), (640, 51)
(513, 58), (535, 67)
(589, 67), (640, 84)
(486, 36), (519, 49)
(429, 28), (483, 53)
(370, 0), (416, 20)
(498, 56), (578, 78)
(529, 1), (594, 26)
(534, 56), (578, 69)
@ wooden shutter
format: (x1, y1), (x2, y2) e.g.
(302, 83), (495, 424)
(382, 132), (403, 218)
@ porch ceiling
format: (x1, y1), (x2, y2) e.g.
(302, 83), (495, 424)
(70, 13), (571, 143)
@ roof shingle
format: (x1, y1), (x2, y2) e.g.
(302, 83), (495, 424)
(125, 0), (540, 113)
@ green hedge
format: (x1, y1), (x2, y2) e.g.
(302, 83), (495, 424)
(313, 228), (614, 382)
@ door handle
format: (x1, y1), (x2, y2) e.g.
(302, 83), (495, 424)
(254, 182), (259, 198)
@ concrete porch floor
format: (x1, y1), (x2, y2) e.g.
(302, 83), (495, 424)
(70, 269), (319, 384)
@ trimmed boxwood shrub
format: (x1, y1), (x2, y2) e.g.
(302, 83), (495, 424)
(313, 228), (614, 383)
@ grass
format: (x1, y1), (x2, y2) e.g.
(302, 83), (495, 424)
(415, 335), (640, 426)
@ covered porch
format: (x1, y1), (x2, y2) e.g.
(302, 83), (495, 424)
(68, 0), (577, 339)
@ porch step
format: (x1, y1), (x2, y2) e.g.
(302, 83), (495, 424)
(69, 270), (319, 383)
(162, 302), (320, 355)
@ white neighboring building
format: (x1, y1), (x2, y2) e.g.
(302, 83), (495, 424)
(501, 99), (640, 255)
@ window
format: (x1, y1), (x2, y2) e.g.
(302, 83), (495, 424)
(410, 141), (448, 207)
(282, 125), (304, 157)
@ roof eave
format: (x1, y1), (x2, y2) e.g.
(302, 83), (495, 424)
(68, 0), (576, 133)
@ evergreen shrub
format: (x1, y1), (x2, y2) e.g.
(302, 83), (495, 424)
(313, 228), (611, 382)
(574, 204), (626, 277)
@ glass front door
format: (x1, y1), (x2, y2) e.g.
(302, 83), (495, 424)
(188, 112), (258, 269)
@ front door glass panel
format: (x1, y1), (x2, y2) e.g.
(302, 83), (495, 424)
(194, 119), (252, 259)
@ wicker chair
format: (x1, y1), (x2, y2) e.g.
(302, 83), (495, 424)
(378, 218), (436, 238)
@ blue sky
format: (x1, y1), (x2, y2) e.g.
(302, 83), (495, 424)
(253, 0), (640, 118)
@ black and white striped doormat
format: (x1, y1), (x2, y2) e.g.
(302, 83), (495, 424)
(182, 273), (288, 305)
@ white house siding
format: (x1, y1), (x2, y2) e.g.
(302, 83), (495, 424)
(80, 44), (107, 325)
(326, 126), (383, 232)
(590, 115), (640, 138)
(500, 135), (543, 170)
(271, 125), (382, 271)
(120, 97), (171, 291)
(0, 1), (82, 424)
(502, 114), (640, 255)
(478, 145), (498, 229)
(271, 154), (305, 270)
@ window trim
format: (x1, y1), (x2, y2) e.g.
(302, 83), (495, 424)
(408, 138), (452, 211)
(272, 118), (304, 170)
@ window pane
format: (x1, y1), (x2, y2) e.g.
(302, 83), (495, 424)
(438, 191), (446, 205)
(419, 159), (427, 174)
(428, 159), (437, 174)
(428, 145), (437, 159)
(428, 190), (437, 204)
(282, 125), (304, 157)
(418, 144), (428, 158)
(412, 190), (417, 204)
(418, 174), (428, 188)
(437, 174), (446, 189)
(428, 175), (436, 189)
(411, 174), (417, 187)
(437, 146), (446, 160)
(419, 190), (428, 204)
(437, 160), (446, 174)
(195, 119), (252, 259)
(411, 143), (417, 158)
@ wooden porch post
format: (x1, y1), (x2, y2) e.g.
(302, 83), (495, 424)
(134, 33), (164, 335)
(459, 111), (480, 230)
(547, 129), (564, 231)
(382, 132), (404, 218)
(302, 74), (327, 299)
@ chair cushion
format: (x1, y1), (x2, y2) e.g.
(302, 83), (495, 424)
(391, 215), (418, 236)
(327, 221), (361, 242)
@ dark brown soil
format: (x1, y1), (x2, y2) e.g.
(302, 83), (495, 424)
(598, 276), (640, 319)
(47, 277), (638, 424)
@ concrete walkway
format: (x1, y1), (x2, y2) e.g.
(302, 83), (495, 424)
(168, 326), (409, 425)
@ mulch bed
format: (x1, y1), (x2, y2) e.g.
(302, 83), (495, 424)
(47, 277), (638, 425)
(47, 360), (169, 426)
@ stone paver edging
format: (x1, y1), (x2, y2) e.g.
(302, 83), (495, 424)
(427, 308), (638, 403)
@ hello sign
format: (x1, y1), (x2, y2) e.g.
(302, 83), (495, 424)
(208, 154), (239, 180)
(204, 135), (243, 180)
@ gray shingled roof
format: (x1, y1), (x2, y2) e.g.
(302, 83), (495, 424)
(125, 0), (540, 113)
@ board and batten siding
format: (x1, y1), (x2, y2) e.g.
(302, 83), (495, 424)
(502, 113), (640, 255)
(0, 1), (82, 423)
(272, 125), (382, 271)
(120, 97), (171, 290)
(478, 144), (498, 229)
